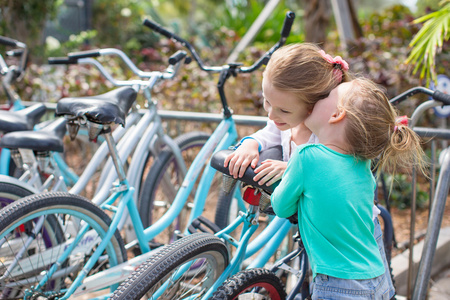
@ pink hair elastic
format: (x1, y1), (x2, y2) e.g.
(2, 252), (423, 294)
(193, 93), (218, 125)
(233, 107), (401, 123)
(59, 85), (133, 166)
(318, 50), (349, 83)
(394, 115), (408, 132)
(318, 50), (349, 71)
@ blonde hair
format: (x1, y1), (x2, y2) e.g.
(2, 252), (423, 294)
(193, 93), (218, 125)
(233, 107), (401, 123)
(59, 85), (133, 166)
(341, 77), (427, 175)
(264, 43), (351, 110)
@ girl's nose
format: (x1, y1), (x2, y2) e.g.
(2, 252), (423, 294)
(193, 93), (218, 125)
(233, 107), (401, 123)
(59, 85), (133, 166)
(267, 109), (276, 120)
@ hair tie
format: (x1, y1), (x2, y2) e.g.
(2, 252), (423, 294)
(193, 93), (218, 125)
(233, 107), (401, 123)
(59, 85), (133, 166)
(318, 50), (349, 71)
(318, 50), (349, 84)
(394, 115), (408, 132)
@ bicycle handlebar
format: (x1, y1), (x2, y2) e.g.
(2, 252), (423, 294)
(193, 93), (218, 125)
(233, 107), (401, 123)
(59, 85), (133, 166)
(68, 49), (101, 59)
(390, 86), (450, 106)
(0, 36), (26, 48)
(6, 49), (24, 58)
(48, 57), (78, 65)
(432, 90), (450, 105)
(280, 11), (295, 40)
(48, 50), (189, 89)
(50, 50), (189, 67)
(143, 11), (295, 73)
(0, 36), (28, 82)
(168, 50), (191, 65)
(63, 48), (188, 80)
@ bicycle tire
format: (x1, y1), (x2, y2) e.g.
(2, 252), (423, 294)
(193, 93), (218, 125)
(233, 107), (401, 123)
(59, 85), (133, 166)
(110, 232), (229, 300)
(0, 192), (127, 299)
(0, 179), (36, 209)
(138, 131), (210, 244)
(211, 268), (287, 300)
(215, 184), (296, 269)
(214, 184), (242, 229)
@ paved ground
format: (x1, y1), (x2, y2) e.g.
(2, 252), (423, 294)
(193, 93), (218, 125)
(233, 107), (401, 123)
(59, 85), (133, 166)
(392, 226), (450, 299)
(429, 266), (450, 300)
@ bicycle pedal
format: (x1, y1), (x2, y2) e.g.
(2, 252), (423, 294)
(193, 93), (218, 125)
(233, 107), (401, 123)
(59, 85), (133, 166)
(148, 241), (164, 249)
(173, 230), (185, 241)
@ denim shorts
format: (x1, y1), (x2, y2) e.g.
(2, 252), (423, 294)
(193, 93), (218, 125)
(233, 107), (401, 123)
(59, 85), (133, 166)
(311, 218), (395, 300)
(373, 217), (395, 299)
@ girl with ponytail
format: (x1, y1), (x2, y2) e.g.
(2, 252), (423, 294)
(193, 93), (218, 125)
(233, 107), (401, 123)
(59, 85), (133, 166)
(271, 77), (427, 299)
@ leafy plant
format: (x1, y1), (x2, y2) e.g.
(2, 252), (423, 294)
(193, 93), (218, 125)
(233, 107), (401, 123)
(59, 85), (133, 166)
(386, 174), (429, 209)
(0, 0), (63, 61)
(45, 30), (98, 58)
(406, 0), (450, 85)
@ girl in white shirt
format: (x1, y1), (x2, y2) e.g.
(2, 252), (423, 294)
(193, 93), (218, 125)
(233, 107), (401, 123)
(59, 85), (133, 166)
(225, 43), (348, 186)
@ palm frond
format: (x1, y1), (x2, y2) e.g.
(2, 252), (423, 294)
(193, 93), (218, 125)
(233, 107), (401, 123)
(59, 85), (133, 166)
(405, 2), (450, 85)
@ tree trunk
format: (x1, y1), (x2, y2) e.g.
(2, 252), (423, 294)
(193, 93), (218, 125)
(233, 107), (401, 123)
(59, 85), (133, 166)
(303, 0), (332, 44)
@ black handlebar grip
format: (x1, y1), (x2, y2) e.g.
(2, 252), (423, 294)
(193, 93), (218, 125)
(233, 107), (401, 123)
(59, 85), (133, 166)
(168, 50), (187, 65)
(143, 19), (175, 40)
(280, 11), (295, 39)
(68, 50), (101, 59)
(433, 90), (450, 106)
(48, 57), (78, 65)
(6, 49), (24, 57)
(0, 36), (20, 47)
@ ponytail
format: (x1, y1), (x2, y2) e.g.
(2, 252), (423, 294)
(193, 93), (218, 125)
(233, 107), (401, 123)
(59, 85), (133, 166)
(342, 78), (428, 176)
(378, 123), (428, 176)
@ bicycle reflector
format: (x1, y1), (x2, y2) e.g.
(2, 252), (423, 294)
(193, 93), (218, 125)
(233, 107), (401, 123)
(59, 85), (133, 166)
(242, 185), (261, 206)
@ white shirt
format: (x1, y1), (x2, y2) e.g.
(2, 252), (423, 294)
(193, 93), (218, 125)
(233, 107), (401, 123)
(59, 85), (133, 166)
(250, 120), (319, 162)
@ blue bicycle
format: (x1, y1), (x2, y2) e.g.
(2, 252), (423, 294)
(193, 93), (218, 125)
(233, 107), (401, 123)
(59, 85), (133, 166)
(0, 11), (294, 300)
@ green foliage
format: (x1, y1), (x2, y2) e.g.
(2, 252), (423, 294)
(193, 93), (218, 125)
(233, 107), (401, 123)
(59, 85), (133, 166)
(386, 174), (429, 209)
(416, 0), (443, 13)
(144, 0), (303, 54)
(45, 30), (98, 58)
(91, 0), (151, 50)
(406, 0), (450, 85)
(0, 0), (63, 59)
(327, 5), (423, 98)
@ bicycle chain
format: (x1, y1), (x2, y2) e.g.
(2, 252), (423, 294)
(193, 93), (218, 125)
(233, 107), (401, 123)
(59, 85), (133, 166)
(30, 291), (65, 300)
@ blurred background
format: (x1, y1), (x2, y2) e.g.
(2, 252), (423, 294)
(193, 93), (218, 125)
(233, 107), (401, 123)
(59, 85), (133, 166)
(0, 0), (448, 103)
(0, 0), (448, 210)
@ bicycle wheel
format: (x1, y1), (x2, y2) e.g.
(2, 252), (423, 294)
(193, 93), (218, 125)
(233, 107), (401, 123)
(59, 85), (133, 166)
(138, 131), (210, 244)
(215, 184), (295, 269)
(214, 184), (244, 229)
(0, 192), (127, 299)
(110, 232), (229, 300)
(212, 268), (287, 300)
(0, 178), (36, 209)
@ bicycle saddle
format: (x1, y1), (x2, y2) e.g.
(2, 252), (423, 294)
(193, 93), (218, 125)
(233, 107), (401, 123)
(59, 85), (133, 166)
(0, 103), (46, 133)
(56, 86), (137, 126)
(0, 117), (67, 152)
(210, 145), (282, 194)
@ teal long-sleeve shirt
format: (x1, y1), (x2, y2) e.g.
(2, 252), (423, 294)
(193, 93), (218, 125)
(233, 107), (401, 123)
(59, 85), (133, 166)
(271, 144), (384, 279)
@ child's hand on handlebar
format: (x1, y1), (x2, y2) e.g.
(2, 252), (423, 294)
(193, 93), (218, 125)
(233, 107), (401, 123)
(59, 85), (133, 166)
(254, 159), (287, 186)
(224, 139), (260, 179)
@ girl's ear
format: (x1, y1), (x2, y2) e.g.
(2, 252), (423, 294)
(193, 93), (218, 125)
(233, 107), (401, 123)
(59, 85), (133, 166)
(329, 108), (346, 124)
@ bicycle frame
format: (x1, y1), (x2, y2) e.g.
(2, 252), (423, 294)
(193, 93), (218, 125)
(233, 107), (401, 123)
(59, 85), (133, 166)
(0, 12), (297, 298)
(68, 114), (240, 298)
(146, 203), (293, 300)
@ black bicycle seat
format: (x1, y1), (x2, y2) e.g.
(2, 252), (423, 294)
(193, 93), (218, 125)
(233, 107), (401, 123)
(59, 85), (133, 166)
(56, 86), (137, 126)
(0, 117), (67, 152)
(0, 103), (46, 133)
(210, 145), (282, 194)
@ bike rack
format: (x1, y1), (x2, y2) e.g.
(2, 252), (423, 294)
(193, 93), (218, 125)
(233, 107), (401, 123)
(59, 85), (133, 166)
(412, 147), (450, 300)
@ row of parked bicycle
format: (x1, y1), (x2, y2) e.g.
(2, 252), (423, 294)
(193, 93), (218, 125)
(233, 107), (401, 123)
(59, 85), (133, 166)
(0, 11), (449, 300)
